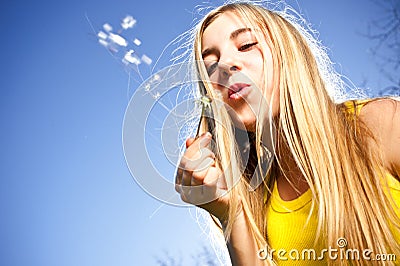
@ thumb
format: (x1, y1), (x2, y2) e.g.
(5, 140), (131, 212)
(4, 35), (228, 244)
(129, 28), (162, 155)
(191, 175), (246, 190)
(186, 137), (196, 148)
(186, 132), (212, 148)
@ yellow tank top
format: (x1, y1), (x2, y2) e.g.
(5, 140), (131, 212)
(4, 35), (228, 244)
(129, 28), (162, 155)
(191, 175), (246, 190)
(265, 99), (400, 265)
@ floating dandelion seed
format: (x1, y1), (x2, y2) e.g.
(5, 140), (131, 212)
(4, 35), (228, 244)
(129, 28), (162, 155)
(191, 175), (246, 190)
(123, 50), (141, 65)
(153, 74), (160, 81)
(103, 23), (113, 32)
(141, 54), (152, 65)
(152, 92), (161, 100)
(121, 15), (136, 30)
(133, 38), (141, 46)
(95, 14), (153, 79)
(142, 73), (165, 99)
(98, 38), (108, 47)
(97, 31), (107, 40)
(109, 32), (128, 47)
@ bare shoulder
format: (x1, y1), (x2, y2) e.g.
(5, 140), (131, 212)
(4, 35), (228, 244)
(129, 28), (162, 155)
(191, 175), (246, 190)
(359, 97), (400, 176)
(359, 98), (400, 132)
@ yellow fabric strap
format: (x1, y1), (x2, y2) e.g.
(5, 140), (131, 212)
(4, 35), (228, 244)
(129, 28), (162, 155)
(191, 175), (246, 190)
(342, 98), (371, 117)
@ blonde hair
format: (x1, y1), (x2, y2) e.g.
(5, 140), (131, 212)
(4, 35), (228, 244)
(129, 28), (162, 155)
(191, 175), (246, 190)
(189, 2), (400, 265)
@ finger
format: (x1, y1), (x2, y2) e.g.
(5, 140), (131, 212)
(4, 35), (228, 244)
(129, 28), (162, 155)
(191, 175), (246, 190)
(198, 132), (212, 147)
(186, 165), (222, 206)
(186, 132), (212, 152)
(181, 148), (215, 171)
(175, 183), (182, 194)
(186, 137), (196, 148)
(175, 168), (183, 193)
(182, 137), (213, 166)
(180, 147), (215, 185)
(181, 169), (193, 196)
(203, 165), (220, 186)
(191, 157), (215, 186)
(181, 166), (193, 187)
(180, 152), (214, 187)
(175, 168), (183, 185)
(186, 132), (212, 148)
(181, 154), (214, 197)
(181, 154), (214, 196)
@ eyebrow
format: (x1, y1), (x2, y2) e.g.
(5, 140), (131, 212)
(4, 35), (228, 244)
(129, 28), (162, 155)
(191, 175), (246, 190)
(230, 27), (252, 40)
(201, 27), (252, 58)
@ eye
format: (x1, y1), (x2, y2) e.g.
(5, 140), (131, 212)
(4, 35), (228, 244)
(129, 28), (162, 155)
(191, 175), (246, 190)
(206, 62), (218, 76)
(239, 42), (258, 52)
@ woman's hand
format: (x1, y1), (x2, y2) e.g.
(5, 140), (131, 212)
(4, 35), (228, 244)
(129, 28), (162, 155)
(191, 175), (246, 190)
(176, 133), (265, 266)
(175, 132), (229, 221)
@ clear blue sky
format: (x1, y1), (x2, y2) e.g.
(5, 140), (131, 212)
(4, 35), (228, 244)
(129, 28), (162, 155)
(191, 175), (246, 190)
(0, 0), (393, 265)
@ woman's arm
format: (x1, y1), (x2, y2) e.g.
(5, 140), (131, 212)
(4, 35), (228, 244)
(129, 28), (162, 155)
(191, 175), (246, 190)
(223, 207), (269, 266)
(359, 98), (400, 177)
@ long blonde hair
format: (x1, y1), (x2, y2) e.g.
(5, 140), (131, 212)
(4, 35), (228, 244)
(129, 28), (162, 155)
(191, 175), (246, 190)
(191, 2), (400, 265)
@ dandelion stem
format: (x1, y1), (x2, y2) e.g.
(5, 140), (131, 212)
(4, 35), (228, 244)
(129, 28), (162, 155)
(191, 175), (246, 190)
(195, 95), (211, 138)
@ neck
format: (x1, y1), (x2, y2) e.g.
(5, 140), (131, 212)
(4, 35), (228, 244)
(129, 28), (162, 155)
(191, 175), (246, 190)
(274, 134), (309, 201)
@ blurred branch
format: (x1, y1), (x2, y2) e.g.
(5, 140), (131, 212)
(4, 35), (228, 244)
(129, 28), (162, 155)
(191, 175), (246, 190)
(192, 245), (220, 266)
(154, 250), (182, 266)
(376, 85), (400, 97)
(364, 0), (400, 87)
(154, 245), (220, 266)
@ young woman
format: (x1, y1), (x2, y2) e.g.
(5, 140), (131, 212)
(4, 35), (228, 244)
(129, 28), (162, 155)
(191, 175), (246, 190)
(174, 2), (400, 265)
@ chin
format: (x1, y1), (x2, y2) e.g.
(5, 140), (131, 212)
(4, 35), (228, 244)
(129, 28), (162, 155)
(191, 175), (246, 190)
(232, 116), (257, 132)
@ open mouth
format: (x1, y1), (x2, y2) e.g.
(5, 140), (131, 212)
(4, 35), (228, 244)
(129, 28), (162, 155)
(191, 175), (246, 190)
(228, 83), (250, 99)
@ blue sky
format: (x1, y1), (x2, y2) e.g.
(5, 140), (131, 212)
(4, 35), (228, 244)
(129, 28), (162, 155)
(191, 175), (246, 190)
(0, 0), (394, 265)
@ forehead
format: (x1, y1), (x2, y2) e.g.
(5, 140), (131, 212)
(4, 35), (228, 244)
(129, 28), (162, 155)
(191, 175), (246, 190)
(201, 12), (248, 47)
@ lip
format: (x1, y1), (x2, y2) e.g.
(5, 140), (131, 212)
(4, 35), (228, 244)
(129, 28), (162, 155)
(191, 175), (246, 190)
(228, 83), (251, 100)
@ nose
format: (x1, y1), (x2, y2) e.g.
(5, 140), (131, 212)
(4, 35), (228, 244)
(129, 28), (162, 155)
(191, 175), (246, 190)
(219, 61), (240, 80)
(219, 49), (242, 77)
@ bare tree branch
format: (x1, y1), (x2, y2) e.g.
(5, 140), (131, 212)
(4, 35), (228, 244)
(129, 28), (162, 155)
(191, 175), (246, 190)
(364, 0), (400, 87)
(155, 245), (220, 266)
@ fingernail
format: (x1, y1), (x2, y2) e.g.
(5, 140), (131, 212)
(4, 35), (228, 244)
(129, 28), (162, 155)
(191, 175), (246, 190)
(200, 132), (211, 139)
(204, 132), (212, 138)
(200, 134), (211, 145)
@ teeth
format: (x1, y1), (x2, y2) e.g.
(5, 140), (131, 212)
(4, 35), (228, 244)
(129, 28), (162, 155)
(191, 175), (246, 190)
(228, 83), (249, 99)
(229, 88), (242, 98)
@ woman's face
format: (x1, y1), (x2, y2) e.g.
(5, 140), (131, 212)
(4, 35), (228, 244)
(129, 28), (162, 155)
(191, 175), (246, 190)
(201, 11), (278, 132)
